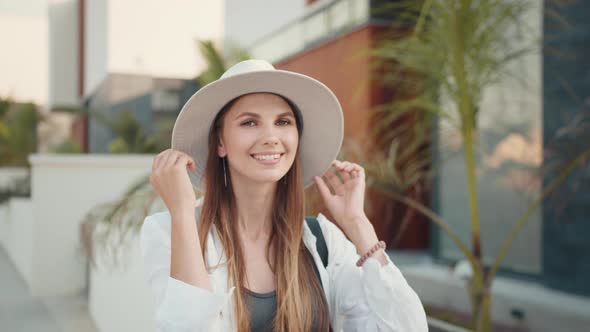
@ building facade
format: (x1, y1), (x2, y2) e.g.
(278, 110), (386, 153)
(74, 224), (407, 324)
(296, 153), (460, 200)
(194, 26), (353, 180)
(48, 0), (223, 153)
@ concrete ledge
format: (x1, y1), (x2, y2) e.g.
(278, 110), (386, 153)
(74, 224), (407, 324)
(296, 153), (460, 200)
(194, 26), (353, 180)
(20, 154), (156, 296)
(393, 254), (590, 332)
(29, 154), (154, 168)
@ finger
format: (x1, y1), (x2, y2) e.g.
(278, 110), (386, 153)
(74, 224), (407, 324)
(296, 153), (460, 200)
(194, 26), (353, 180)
(338, 167), (352, 183)
(325, 168), (345, 196)
(342, 161), (358, 178)
(152, 156), (159, 172)
(333, 161), (357, 183)
(318, 170), (336, 194)
(357, 165), (365, 177)
(185, 155), (196, 171)
(163, 150), (180, 169)
(314, 176), (333, 201)
(343, 163), (355, 173)
(153, 150), (168, 171)
(175, 153), (196, 172)
(354, 165), (365, 180)
(331, 160), (343, 169)
(333, 160), (356, 174)
(155, 149), (171, 170)
(152, 155), (160, 172)
(334, 160), (348, 168)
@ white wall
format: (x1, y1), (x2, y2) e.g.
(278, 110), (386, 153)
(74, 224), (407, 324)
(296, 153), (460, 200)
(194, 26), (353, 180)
(0, 167), (28, 250)
(3, 198), (35, 286)
(0, 2), (48, 105)
(244, 0), (369, 63)
(0, 167), (29, 188)
(0, 167), (37, 287)
(224, 0), (305, 50)
(27, 154), (153, 296)
(1, 156), (158, 330)
(84, 0), (108, 97)
(90, 231), (156, 332)
(48, 0), (79, 108)
(0, 204), (7, 249)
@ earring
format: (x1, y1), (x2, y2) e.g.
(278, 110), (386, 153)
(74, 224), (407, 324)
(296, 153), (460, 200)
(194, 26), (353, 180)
(222, 157), (227, 187)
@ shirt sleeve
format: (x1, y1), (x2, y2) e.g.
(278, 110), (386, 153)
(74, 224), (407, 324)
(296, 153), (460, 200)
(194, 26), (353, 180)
(139, 213), (234, 332)
(318, 213), (428, 332)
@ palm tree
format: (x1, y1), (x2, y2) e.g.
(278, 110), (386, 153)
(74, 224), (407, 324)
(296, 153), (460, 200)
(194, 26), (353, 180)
(106, 110), (159, 154)
(0, 97), (42, 204)
(196, 40), (251, 85)
(0, 98), (11, 142)
(48, 137), (82, 154)
(0, 97), (42, 167)
(367, 1), (590, 330)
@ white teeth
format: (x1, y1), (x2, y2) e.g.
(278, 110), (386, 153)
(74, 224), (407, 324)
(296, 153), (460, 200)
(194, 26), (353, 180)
(253, 154), (281, 160)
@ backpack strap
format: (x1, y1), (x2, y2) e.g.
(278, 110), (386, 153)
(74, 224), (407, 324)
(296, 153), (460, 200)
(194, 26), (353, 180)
(305, 216), (328, 268)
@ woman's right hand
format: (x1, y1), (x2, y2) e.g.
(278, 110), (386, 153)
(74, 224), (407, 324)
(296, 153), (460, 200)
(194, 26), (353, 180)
(150, 149), (197, 217)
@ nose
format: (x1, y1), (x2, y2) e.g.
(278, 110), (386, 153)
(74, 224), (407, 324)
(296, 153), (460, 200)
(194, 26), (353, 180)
(260, 122), (281, 147)
(262, 136), (280, 147)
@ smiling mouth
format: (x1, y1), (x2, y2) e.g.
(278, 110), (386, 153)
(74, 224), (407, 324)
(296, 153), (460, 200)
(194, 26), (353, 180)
(250, 153), (284, 164)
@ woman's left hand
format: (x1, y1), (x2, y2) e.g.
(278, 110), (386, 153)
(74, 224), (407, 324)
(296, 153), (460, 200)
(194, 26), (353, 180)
(314, 160), (369, 231)
(315, 160), (388, 265)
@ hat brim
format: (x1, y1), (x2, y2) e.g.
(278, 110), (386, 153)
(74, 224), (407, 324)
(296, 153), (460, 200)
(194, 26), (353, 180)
(171, 70), (344, 191)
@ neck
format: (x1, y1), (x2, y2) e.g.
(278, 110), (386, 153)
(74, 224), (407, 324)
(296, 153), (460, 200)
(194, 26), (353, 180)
(232, 179), (277, 243)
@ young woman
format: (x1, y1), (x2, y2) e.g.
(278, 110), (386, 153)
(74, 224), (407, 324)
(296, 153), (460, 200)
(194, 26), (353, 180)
(140, 60), (427, 332)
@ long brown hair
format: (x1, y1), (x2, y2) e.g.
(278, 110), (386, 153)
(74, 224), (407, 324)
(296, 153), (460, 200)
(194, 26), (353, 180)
(197, 94), (332, 331)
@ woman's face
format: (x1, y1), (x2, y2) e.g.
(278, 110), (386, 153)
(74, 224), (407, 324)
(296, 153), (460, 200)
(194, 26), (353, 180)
(218, 93), (299, 187)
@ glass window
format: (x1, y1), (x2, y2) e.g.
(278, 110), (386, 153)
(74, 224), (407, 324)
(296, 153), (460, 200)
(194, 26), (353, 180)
(436, 52), (542, 275)
(152, 89), (179, 113)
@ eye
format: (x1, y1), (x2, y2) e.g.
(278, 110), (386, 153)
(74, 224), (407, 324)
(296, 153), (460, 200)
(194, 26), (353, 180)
(277, 119), (292, 126)
(241, 120), (256, 127)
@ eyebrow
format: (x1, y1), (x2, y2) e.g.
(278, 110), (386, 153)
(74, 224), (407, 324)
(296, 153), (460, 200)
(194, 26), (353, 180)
(234, 111), (295, 120)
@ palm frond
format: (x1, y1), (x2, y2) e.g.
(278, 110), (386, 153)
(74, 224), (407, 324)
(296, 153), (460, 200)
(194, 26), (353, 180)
(196, 40), (228, 85)
(0, 100), (42, 166)
(80, 174), (165, 269)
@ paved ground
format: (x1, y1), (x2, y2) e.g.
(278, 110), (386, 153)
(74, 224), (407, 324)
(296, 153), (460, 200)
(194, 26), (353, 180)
(0, 247), (98, 332)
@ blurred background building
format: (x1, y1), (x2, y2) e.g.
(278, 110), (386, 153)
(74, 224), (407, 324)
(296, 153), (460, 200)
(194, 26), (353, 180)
(1, 0), (589, 331)
(48, 0), (222, 153)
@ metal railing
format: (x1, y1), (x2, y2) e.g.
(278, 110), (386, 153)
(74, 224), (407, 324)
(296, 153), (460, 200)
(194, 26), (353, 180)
(249, 0), (370, 63)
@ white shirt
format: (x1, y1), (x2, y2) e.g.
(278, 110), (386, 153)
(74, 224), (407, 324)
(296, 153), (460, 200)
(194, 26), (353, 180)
(139, 201), (428, 331)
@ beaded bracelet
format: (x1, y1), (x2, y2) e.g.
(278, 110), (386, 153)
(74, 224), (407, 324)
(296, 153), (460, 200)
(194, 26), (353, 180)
(356, 240), (386, 267)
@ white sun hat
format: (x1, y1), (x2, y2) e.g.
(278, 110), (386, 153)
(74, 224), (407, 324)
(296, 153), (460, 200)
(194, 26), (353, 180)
(171, 59), (344, 191)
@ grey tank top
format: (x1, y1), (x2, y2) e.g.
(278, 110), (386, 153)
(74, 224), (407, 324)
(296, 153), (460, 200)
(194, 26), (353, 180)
(244, 288), (277, 332)
(244, 250), (324, 332)
(244, 284), (325, 332)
